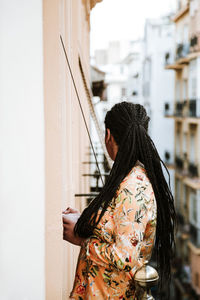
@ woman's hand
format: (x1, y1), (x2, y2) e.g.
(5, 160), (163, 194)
(62, 207), (80, 215)
(62, 208), (85, 246)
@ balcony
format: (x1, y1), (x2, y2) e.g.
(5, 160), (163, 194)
(175, 101), (186, 117)
(188, 99), (200, 118)
(164, 150), (174, 168)
(165, 44), (190, 70)
(177, 212), (185, 226)
(176, 43), (190, 62)
(188, 162), (198, 178)
(164, 101), (194, 118)
(164, 102), (174, 117)
(190, 34), (200, 53)
(189, 223), (200, 248)
(173, 1), (189, 23)
(166, 99), (200, 119)
(165, 52), (184, 70)
(175, 156), (184, 170)
(165, 52), (174, 66)
(176, 213), (190, 236)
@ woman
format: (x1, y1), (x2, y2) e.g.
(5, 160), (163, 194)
(63, 102), (177, 299)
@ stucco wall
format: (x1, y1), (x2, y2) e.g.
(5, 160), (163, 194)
(43, 0), (90, 298)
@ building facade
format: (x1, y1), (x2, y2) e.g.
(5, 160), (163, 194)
(165, 0), (200, 297)
(142, 17), (175, 169)
(0, 0), (103, 299)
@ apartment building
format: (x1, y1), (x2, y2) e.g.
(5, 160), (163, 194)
(141, 17), (175, 198)
(165, 0), (200, 297)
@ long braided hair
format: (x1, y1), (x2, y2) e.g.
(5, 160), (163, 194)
(74, 101), (177, 298)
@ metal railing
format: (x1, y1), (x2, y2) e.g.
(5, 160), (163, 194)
(164, 101), (186, 117)
(188, 98), (200, 117)
(164, 99), (200, 118)
(175, 101), (185, 116)
(165, 52), (174, 66)
(164, 102), (174, 117)
(190, 34), (200, 53)
(188, 162), (199, 178)
(189, 223), (200, 248)
(164, 150), (174, 166)
(176, 43), (190, 60)
(175, 156), (184, 170)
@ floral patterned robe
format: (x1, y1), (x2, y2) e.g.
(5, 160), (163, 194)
(70, 161), (157, 299)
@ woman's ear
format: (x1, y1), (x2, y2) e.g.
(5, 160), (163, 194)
(105, 128), (111, 144)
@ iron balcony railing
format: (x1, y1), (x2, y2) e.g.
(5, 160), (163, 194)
(165, 44), (190, 65)
(189, 223), (200, 248)
(188, 98), (200, 117)
(177, 212), (185, 226)
(175, 101), (184, 116)
(164, 150), (174, 166)
(165, 52), (174, 66)
(190, 34), (200, 53)
(176, 212), (190, 235)
(188, 162), (199, 178)
(175, 156), (184, 170)
(174, 100), (188, 117)
(164, 102), (174, 116)
(164, 101), (187, 117)
(176, 43), (190, 60)
(164, 100), (200, 118)
(190, 35), (198, 48)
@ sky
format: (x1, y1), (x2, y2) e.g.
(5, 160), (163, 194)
(90, 0), (176, 55)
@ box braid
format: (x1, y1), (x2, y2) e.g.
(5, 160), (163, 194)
(74, 101), (177, 299)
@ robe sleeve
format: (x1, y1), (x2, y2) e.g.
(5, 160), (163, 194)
(82, 182), (156, 279)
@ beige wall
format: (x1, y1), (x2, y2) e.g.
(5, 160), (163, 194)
(189, 0), (200, 38)
(43, 0), (99, 298)
(175, 13), (189, 43)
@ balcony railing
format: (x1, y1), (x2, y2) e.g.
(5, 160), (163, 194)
(175, 156), (184, 170)
(175, 101), (186, 116)
(176, 43), (190, 60)
(164, 44), (189, 68)
(164, 150), (174, 167)
(177, 212), (185, 226)
(189, 223), (200, 248)
(165, 52), (174, 66)
(164, 100), (200, 118)
(188, 98), (200, 117)
(190, 34), (200, 53)
(188, 162), (199, 178)
(176, 213), (190, 236)
(164, 102), (174, 116)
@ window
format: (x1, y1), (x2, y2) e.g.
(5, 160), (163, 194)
(176, 80), (181, 102)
